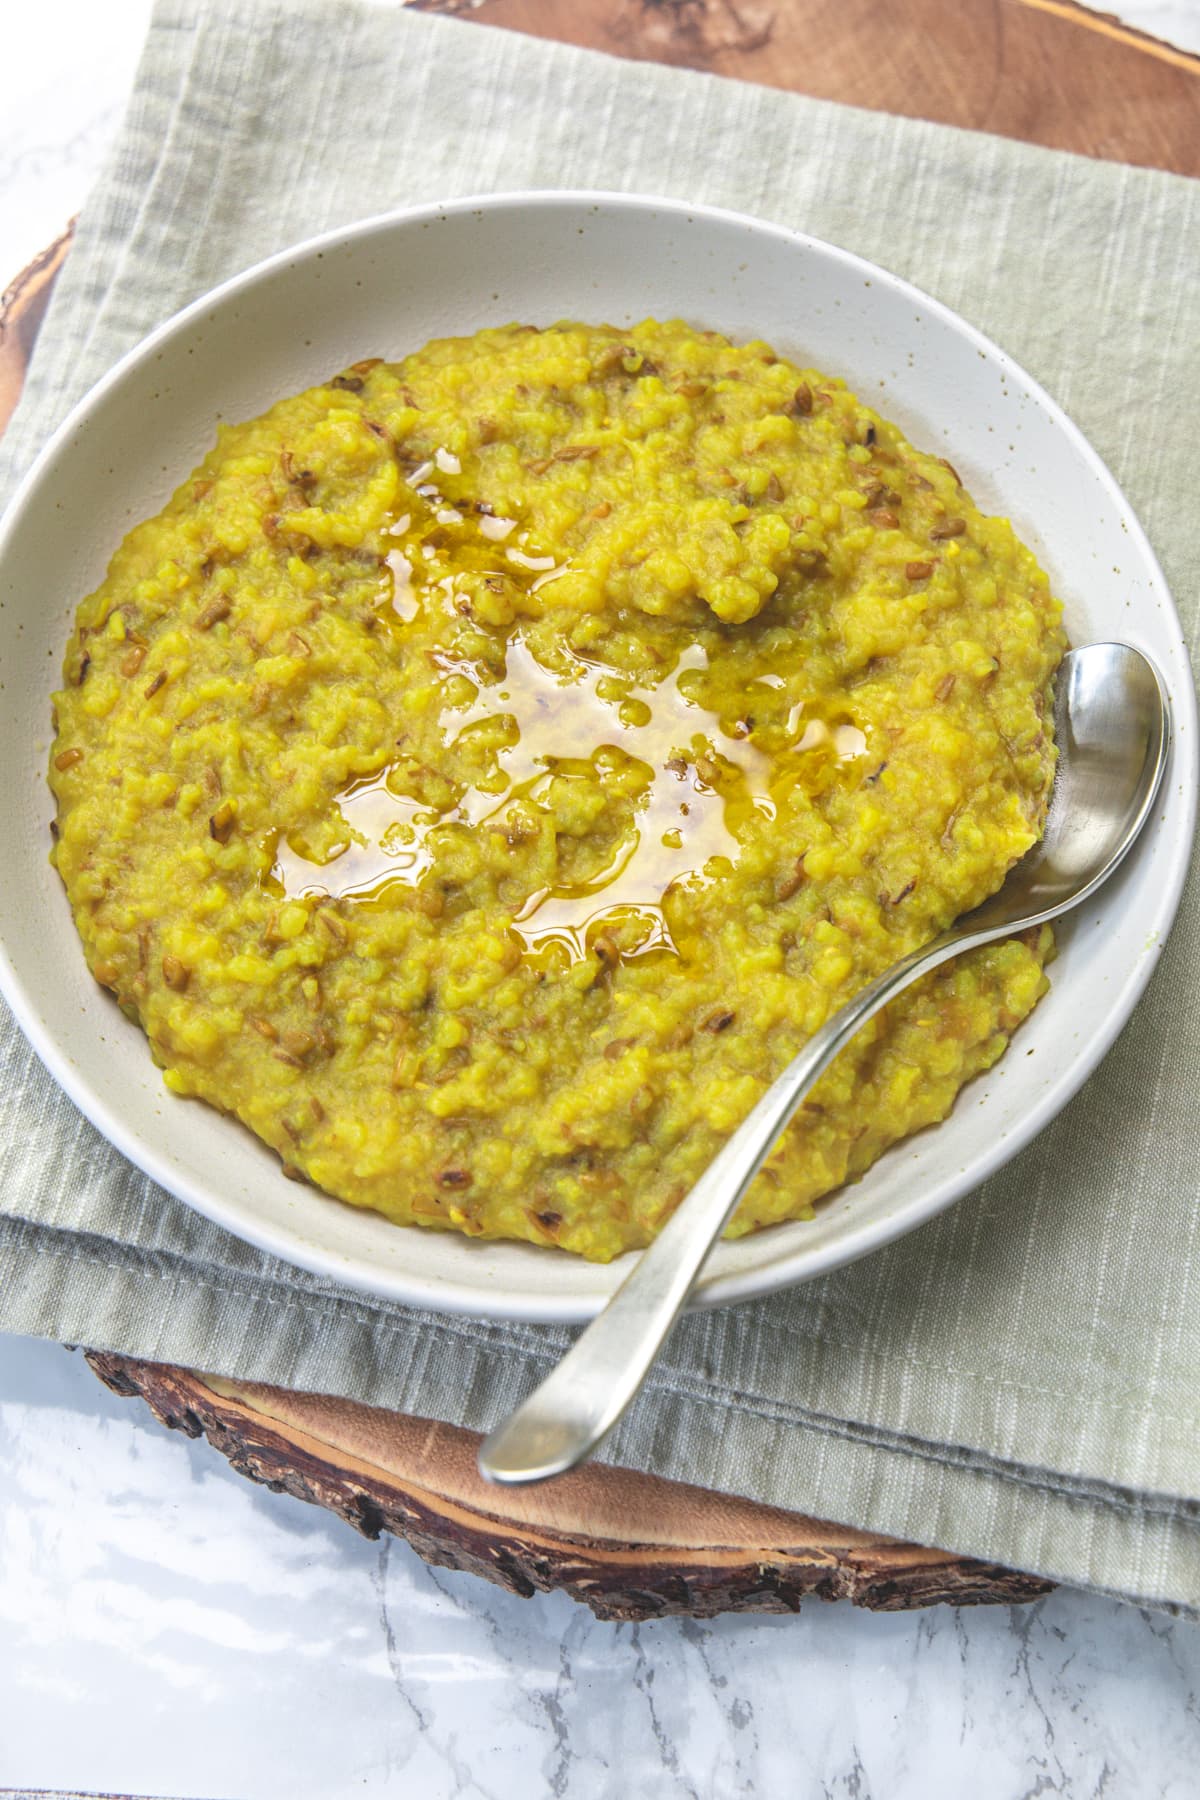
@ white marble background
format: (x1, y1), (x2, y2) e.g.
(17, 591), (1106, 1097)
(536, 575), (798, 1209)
(8, 1333), (1200, 1800)
(3, 3), (1200, 1796)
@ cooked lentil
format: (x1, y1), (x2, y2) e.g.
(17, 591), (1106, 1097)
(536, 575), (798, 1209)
(49, 320), (1064, 1260)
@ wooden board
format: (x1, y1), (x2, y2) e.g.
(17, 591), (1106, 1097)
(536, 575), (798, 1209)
(85, 1353), (1054, 1619)
(0, 224), (72, 435)
(415, 0), (1200, 177)
(8, 0), (1195, 1620)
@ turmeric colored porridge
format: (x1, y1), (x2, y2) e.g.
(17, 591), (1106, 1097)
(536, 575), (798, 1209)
(49, 320), (1064, 1261)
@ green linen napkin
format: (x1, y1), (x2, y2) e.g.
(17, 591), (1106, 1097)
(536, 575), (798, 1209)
(2, 0), (1199, 1614)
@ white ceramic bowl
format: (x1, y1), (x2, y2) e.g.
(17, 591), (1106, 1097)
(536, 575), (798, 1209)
(0, 192), (1194, 1323)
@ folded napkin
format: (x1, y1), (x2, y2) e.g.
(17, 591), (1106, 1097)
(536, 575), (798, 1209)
(2, 0), (1199, 1614)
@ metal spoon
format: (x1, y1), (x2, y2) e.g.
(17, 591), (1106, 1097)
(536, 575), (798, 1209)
(478, 642), (1171, 1487)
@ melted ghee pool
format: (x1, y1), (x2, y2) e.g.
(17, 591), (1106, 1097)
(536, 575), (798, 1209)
(49, 320), (1064, 1259)
(270, 557), (867, 963)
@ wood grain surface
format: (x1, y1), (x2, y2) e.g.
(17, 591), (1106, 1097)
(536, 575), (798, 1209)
(0, 224), (72, 437)
(9, 0), (1194, 1621)
(412, 0), (1200, 177)
(86, 1353), (1054, 1619)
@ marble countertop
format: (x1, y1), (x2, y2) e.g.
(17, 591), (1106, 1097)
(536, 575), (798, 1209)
(7, 1332), (1200, 1800)
(4, 3), (1200, 1795)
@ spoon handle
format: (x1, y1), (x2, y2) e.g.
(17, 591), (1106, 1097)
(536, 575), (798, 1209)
(477, 930), (960, 1487)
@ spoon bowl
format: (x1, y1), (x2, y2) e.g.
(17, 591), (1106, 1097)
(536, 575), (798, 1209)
(966, 643), (1168, 934)
(478, 641), (1171, 1486)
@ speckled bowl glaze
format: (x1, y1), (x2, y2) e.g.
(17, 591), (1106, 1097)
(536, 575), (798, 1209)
(0, 192), (1193, 1322)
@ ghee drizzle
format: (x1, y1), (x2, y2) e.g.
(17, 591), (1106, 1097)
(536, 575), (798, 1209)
(270, 446), (868, 961)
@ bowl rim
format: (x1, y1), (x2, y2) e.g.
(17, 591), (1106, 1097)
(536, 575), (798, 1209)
(0, 187), (1195, 1321)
